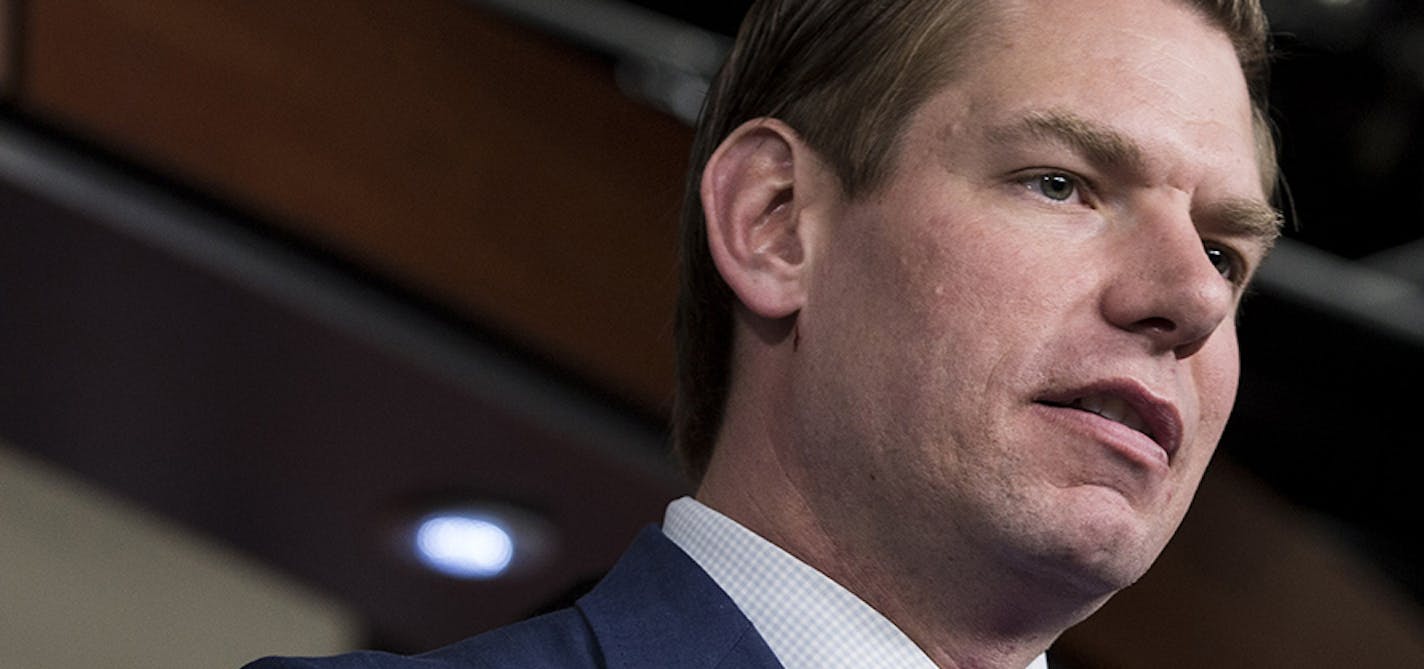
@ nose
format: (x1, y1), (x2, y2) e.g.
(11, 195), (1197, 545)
(1099, 203), (1235, 358)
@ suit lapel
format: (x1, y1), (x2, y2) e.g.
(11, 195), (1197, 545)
(577, 526), (783, 668)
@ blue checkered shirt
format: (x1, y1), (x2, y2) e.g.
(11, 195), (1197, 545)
(663, 497), (1049, 669)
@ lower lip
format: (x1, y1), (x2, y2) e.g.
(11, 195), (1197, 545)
(1031, 403), (1171, 470)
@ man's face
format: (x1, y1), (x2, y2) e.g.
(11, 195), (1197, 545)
(786, 0), (1277, 596)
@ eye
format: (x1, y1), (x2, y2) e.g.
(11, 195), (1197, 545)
(1021, 172), (1083, 204)
(1204, 243), (1244, 283)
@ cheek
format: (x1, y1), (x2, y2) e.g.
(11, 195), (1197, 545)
(1195, 327), (1241, 428)
(799, 217), (996, 458)
(1171, 326), (1240, 494)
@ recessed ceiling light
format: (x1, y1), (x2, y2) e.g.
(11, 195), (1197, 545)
(406, 505), (556, 581)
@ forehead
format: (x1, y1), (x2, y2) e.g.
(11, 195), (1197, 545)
(914, 0), (1263, 198)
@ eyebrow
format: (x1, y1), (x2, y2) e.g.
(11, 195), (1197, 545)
(1199, 197), (1284, 249)
(987, 110), (1148, 174)
(987, 109), (1283, 247)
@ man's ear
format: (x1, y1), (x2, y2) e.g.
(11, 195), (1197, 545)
(701, 118), (825, 320)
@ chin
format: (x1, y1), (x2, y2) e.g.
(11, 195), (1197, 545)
(1016, 488), (1173, 598)
(1055, 539), (1158, 596)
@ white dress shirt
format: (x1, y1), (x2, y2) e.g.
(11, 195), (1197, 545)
(662, 497), (1049, 669)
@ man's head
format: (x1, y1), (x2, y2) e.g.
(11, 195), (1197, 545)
(675, 0), (1275, 481)
(678, 0), (1280, 623)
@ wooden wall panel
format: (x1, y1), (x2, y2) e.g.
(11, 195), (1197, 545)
(20, 0), (691, 408)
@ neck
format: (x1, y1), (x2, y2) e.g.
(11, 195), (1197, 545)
(698, 415), (1107, 669)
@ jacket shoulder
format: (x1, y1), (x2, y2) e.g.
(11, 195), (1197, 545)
(241, 607), (600, 669)
(243, 525), (781, 669)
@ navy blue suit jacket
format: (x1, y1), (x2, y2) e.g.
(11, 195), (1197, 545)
(244, 527), (783, 668)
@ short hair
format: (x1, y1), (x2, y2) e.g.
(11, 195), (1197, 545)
(672, 0), (1275, 483)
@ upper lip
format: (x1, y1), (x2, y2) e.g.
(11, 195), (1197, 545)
(1036, 379), (1184, 461)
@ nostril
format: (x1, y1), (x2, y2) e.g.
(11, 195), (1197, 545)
(1173, 335), (1210, 359)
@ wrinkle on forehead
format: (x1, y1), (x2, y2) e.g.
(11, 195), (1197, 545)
(927, 0), (1272, 202)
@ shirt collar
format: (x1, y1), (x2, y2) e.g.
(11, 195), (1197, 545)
(662, 497), (1049, 669)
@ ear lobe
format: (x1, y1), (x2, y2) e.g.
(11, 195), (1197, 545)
(702, 119), (816, 320)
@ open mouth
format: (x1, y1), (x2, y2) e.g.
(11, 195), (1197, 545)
(1040, 394), (1155, 441)
(1035, 381), (1184, 463)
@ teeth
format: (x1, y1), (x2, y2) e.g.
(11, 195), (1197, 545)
(1070, 395), (1152, 437)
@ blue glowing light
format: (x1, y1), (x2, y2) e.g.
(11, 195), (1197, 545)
(414, 513), (516, 580)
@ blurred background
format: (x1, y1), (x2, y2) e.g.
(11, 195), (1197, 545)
(0, 0), (1421, 667)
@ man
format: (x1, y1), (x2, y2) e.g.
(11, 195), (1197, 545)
(249, 0), (1280, 666)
